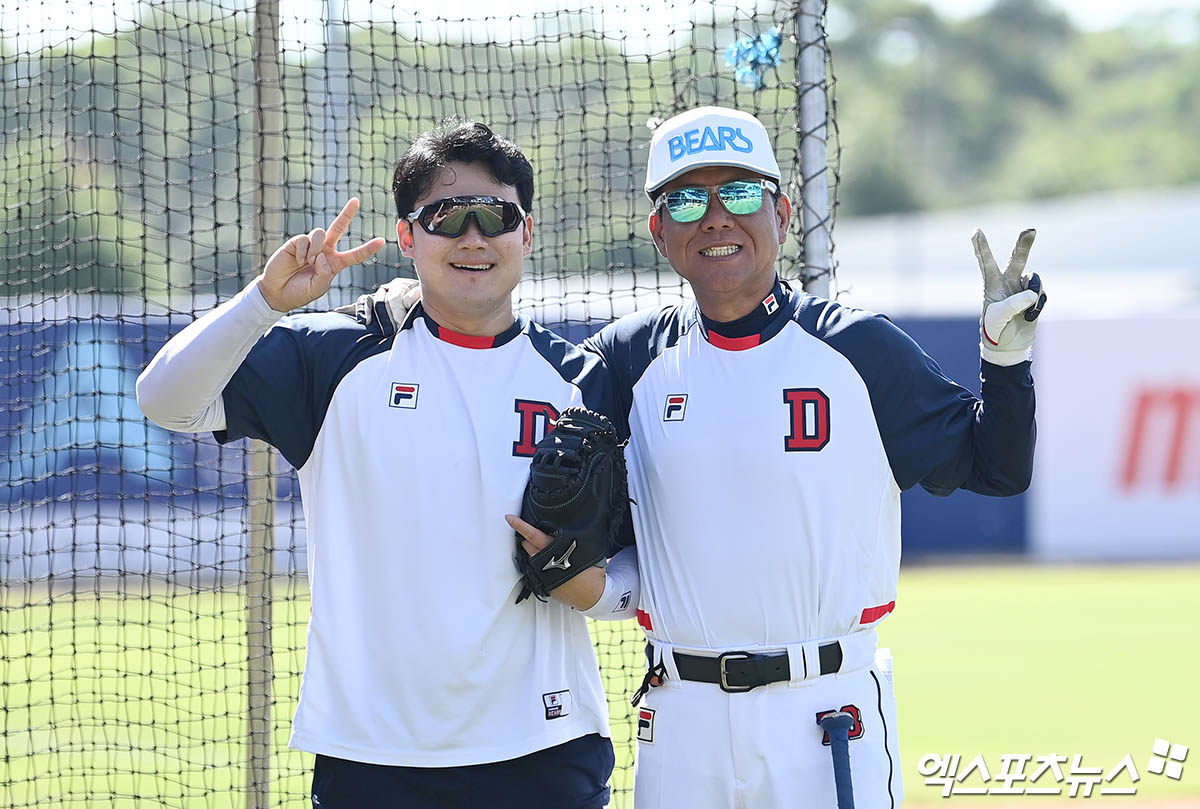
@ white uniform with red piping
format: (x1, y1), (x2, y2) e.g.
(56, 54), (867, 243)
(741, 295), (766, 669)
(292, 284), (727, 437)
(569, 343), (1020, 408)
(583, 278), (1037, 809)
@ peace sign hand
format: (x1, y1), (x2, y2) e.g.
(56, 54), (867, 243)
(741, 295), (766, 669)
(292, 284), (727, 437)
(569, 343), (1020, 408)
(258, 198), (387, 313)
(972, 228), (1048, 367)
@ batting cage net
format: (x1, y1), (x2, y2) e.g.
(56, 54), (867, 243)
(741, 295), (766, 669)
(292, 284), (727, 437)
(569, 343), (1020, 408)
(0, 2), (836, 806)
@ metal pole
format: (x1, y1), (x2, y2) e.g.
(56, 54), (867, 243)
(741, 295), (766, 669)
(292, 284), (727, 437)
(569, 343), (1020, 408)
(796, 0), (832, 298)
(322, 0), (356, 303)
(248, 1), (283, 806)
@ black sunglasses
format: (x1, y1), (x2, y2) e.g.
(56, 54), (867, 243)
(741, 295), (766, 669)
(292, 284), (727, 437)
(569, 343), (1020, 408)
(406, 196), (528, 238)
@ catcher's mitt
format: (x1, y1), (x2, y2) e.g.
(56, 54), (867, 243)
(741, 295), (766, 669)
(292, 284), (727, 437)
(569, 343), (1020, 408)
(515, 407), (629, 604)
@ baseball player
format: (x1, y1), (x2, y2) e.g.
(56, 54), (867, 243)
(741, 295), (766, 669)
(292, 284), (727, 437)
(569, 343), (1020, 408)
(575, 106), (1044, 809)
(348, 108), (1044, 808)
(136, 119), (639, 809)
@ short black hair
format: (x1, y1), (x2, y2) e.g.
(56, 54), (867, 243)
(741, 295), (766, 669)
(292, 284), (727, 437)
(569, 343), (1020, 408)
(392, 118), (535, 219)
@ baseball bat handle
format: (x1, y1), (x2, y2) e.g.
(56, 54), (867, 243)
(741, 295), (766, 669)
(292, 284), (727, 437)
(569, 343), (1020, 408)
(819, 712), (857, 809)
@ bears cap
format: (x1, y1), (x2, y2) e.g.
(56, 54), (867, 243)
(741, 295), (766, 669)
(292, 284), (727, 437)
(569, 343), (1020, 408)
(644, 106), (781, 199)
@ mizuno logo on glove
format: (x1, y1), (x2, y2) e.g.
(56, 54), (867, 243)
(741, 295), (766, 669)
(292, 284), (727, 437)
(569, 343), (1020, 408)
(513, 407), (630, 604)
(544, 540), (577, 571)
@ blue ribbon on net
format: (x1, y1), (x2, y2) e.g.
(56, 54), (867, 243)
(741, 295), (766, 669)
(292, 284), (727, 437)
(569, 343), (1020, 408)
(724, 27), (782, 90)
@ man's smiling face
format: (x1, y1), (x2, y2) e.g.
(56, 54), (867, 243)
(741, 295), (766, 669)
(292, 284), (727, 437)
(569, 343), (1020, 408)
(399, 160), (532, 334)
(648, 165), (791, 322)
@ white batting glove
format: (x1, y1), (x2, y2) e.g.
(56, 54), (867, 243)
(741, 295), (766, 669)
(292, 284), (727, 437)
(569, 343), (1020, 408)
(974, 228), (1047, 366)
(335, 277), (422, 329)
(374, 277), (422, 326)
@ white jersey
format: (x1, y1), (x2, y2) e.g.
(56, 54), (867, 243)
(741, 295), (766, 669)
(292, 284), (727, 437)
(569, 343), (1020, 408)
(583, 279), (1035, 650)
(216, 301), (621, 767)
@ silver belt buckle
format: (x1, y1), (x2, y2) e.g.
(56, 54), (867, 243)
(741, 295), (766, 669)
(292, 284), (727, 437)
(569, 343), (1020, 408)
(718, 651), (753, 693)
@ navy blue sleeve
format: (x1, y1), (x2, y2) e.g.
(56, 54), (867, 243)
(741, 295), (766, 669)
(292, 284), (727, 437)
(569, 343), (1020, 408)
(814, 302), (1035, 497)
(581, 306), (689, 431)
(216, 312), (386, 469)
(526, 319), (637, 550)
(527, 320), (628, 438)
(580, 308), (693, 552)
(963, 360), (1037, 495)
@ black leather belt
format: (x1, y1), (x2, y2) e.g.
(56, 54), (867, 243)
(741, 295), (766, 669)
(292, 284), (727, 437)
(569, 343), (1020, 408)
(663, 642), (843, 693)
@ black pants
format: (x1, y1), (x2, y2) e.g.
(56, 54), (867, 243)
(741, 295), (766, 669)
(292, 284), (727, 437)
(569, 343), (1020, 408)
(311, 733), (614, 809)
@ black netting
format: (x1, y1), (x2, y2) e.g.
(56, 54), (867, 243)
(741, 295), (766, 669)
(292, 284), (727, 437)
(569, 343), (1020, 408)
(1, 3), (835, 806)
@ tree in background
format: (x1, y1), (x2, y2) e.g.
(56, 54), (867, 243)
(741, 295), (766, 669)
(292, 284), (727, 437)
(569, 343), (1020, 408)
(5, 0), (1200, 293)
(833, 0), (1200, 214)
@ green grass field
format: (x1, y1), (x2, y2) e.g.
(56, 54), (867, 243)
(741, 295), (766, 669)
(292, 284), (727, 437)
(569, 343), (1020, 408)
(2, 564), (1197, 808)
(880, 564), (1200, 807)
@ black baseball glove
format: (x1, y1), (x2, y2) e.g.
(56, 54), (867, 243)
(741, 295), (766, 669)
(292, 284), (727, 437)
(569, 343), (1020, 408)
(514, 407), (630, 604)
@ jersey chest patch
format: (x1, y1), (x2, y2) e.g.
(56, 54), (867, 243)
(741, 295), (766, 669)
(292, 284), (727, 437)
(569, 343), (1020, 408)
(388, 382), (419, 409)
(512, 399), (559, 456)
(656, 385), (832, 453)
(378, 376), (565, 458)
(783, 388), (830, 451)
(662, 394), (688, 421)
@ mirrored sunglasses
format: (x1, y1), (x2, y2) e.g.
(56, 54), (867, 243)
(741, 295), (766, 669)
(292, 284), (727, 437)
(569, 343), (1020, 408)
(406, 196), (528, 238)
(655, 179), (779, 224)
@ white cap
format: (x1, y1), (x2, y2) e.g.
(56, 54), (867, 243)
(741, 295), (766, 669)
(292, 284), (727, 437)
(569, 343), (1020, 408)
(644, 106), (781, 199)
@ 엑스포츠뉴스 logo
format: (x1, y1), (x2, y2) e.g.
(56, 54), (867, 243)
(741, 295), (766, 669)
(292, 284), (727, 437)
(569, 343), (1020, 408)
(917, 737), (1191, 799)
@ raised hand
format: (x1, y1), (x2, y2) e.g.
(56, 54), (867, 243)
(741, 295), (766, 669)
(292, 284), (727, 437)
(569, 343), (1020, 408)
(258, 198), (387, 313)
(973, 228), (1048, 366)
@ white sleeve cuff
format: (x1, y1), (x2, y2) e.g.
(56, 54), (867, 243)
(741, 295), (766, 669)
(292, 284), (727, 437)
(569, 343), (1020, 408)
(581, 546), (640, 621)
(980, 343), (1033, 366)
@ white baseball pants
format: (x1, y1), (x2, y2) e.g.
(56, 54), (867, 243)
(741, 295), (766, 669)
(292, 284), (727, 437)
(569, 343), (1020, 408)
(633, 648), (903, 809)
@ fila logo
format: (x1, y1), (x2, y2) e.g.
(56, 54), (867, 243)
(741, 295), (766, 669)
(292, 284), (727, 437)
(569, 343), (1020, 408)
(663, 394), (688, 422)
(637, 707), (656, 743)
(543, 690), (571, 720)
(763, 293), (779, 315)
(543, 540), (577, 571)
(389, 383), (419, 409)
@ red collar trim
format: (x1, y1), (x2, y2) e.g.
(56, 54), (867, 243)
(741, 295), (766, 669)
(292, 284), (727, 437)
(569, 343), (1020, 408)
(436, 327), (497, 349)
(706, 331), (761, 351)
